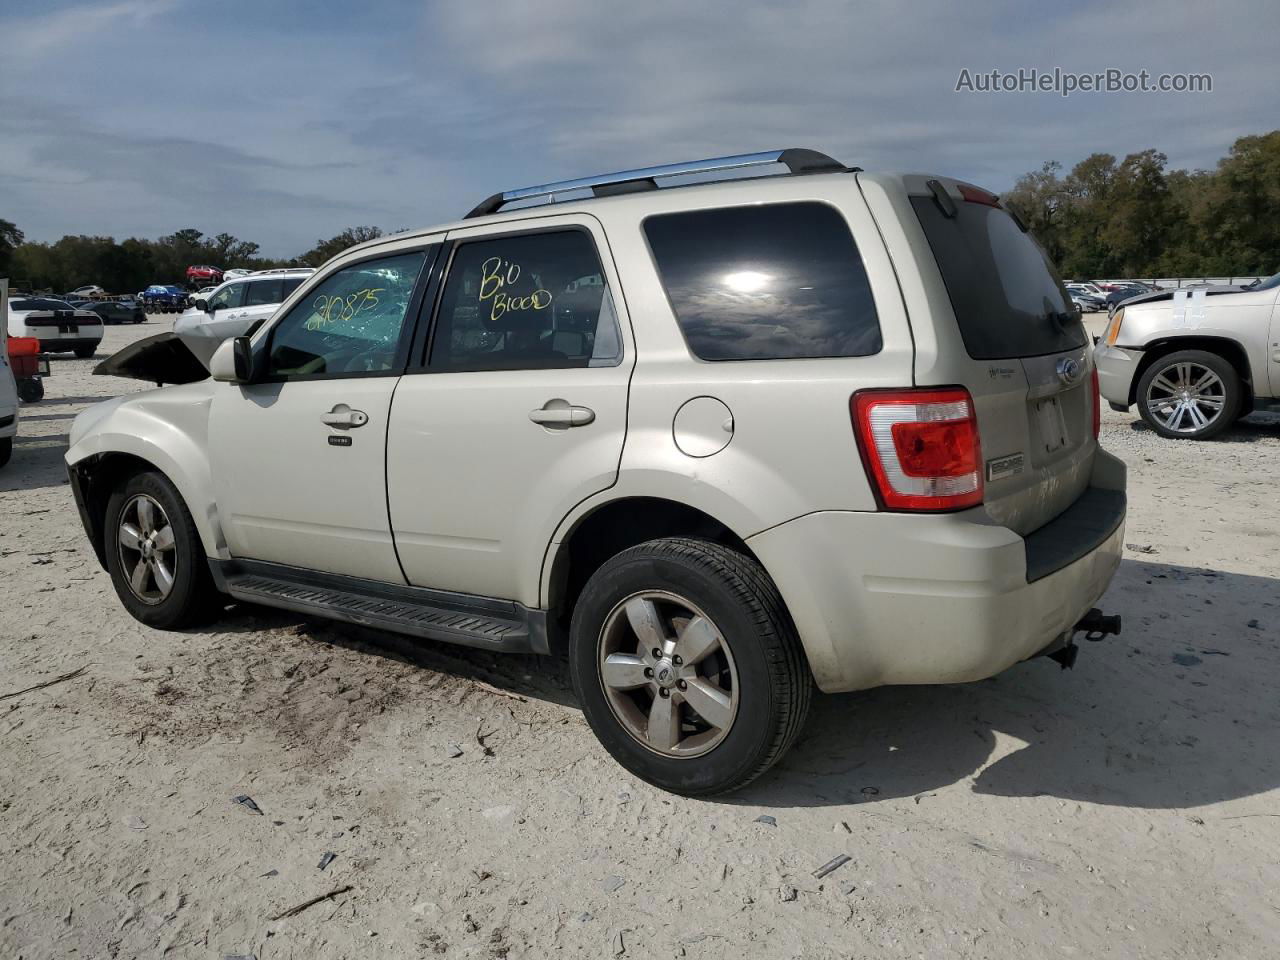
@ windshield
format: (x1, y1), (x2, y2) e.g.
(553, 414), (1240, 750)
(912, 195), (1086, 360)
(1252, 271), (1280, 291)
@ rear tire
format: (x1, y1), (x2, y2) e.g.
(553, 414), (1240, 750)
(104, 470), (220, 629)
(0, 437), (11, 469)
(1136, 350), (1239, 440)
(570, 537), (811, 796)
(74, 345), (96, 359)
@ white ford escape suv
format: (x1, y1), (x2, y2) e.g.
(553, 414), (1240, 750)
(67, 150), (1125, 795)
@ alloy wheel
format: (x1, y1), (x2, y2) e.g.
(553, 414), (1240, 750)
(117, 494), (178, 604)
(597, 591), (739, 758)
(1144, 360), (1227, 434)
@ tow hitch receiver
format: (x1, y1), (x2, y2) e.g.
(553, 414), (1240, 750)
(1075, 608), (1122, 641)
(1045, 608), (1123, 670)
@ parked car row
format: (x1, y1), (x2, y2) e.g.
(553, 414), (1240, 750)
(1066, 281), (1156, 314)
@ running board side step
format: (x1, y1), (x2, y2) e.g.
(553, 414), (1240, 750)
(209, 559), (548, 655)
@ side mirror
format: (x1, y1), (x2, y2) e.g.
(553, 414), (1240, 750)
(210, 336), (255, 383)
(193, 298), (209, 312)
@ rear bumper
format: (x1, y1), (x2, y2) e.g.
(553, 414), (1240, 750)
(0, 407), (17, 438)
(748, 450), (1127, 693)
(1093, 343), (1144, 410)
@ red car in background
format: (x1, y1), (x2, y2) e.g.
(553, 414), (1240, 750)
(185, 265), (223, 287)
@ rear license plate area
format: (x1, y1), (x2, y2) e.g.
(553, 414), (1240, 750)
(1036, 397), (1068, 453)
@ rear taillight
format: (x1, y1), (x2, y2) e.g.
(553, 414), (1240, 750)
(1091, 366), (1100, 439)
(851, 388), (983, 511)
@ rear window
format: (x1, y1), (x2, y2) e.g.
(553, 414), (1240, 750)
(245, 278), (283, 307)
(11, 299), (71, 310)
(644, 202), (881, 361)
(912, 195), (1084, 360)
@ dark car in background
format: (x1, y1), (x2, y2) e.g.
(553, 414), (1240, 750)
(80, 299), (146, 324)
(141, 285), (189, 312)
(1104, 283), (1153, 315)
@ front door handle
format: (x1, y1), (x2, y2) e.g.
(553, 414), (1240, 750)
(322, 404), (369, 429)
(529, 400), (595, 428)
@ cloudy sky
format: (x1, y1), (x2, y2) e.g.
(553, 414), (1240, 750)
(1, 0), (1276, 256)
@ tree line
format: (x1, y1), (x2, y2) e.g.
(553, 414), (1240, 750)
(3, 130), (1278, 293)
(0, 224), (385, 294)
(1002, 130), (1279, 279)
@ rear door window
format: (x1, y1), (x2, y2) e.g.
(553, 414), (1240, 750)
(429, 229), (622, 372)
(643, 202), (881, 361)
(911, 195), (1085, 360)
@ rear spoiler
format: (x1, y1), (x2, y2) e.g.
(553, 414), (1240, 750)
(93, 332), (209, 385)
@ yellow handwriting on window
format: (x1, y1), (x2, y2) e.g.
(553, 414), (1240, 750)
(305, 287), (386, 331)
(478, 257), (552, 325)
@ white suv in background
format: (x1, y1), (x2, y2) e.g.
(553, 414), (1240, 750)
(67, 150), (1126, 795)
(173, 268), (315, 366)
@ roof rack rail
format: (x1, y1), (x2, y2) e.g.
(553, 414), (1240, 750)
(464, 148), (850, 219)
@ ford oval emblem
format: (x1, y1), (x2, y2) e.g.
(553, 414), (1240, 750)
(1056, 357), (1083, 386)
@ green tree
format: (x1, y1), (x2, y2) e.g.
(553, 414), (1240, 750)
(300, 226), (383, 267)
(1003, 161), (1068, 265)
(0, 218), (23, 277)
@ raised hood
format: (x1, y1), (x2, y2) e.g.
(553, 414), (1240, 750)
(93, 332), (209, 385)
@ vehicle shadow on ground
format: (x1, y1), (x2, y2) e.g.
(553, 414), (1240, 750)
(1128, 414), (1280, 442)
(213, 558), (1280, 812)
(1, 434), (72, 493)
(199, 601), (581, 709)
(26, 394), (119, 407)
(742, 559), (1278, 810)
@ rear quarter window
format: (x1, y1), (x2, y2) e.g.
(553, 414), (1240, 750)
(643, 201), (881, 361)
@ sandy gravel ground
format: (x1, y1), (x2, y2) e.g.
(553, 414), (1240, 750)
(1, 316), (1278, 960)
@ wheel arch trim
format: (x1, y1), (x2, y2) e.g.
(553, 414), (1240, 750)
(1126, 335), (1254, 407)
(66, 433), (226, 567)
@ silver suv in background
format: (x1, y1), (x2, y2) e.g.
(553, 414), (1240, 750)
(68, 150), (1125, 795)
(173, 268), (315, 366)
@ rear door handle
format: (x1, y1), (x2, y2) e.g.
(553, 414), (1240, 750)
(322, 404), (369, 429)
(529, 401), (595, 428)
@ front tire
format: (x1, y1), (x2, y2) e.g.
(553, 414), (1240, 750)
(1137, 350), (1239, 440)
(104, 471), (219, 629)
(570, 538), (811, 796)
(0, 437), (11, 468)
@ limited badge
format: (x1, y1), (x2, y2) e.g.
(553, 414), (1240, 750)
(986, 452), (1024, 481)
